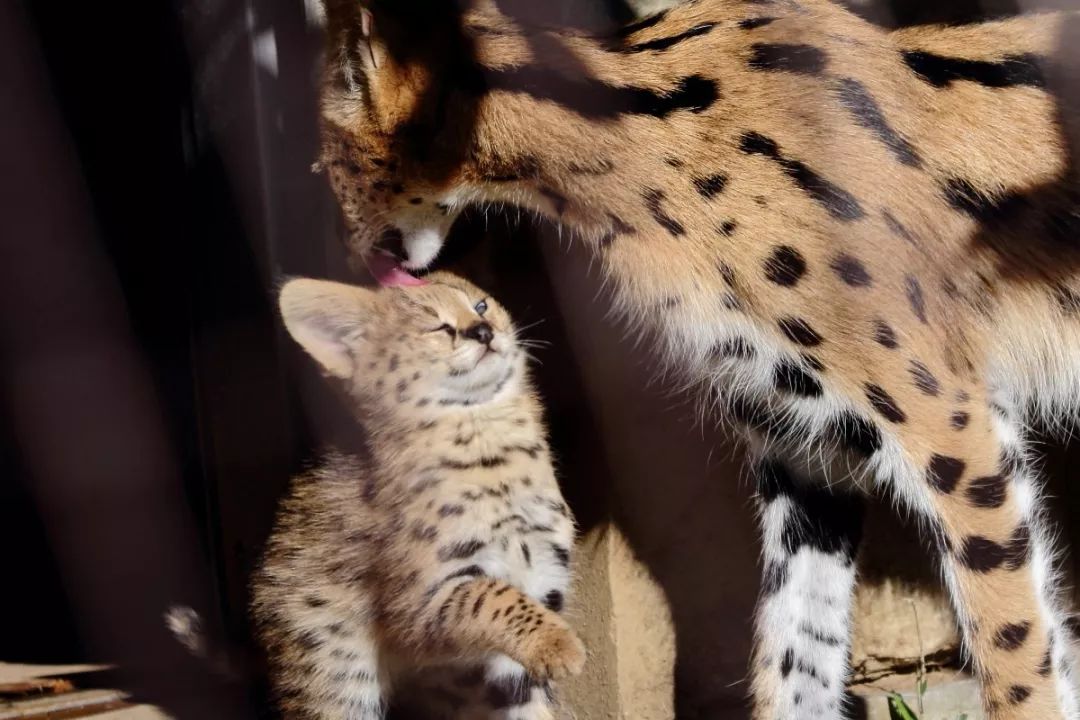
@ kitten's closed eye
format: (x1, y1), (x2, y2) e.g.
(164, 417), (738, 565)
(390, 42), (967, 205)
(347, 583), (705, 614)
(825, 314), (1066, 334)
(435, 323), (456, 338)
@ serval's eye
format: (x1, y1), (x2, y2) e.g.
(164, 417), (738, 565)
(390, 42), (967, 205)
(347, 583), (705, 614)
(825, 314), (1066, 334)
(474, 299), (488, 316)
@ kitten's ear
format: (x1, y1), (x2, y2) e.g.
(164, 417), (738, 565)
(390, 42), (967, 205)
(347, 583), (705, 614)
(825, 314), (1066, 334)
(279, 278), (375, 379)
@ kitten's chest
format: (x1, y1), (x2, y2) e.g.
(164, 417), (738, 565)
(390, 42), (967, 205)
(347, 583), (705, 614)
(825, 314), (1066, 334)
(434, 476), (574, 601)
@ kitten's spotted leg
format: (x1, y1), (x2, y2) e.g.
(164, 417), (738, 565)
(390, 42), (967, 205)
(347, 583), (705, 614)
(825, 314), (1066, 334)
(394, 573), (585, 682)
(270, 626), (387, 720)
(749, 457), (864, 720)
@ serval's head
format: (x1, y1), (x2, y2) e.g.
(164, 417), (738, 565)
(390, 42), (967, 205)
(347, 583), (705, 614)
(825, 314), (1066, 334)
(316, 0), (494, 280)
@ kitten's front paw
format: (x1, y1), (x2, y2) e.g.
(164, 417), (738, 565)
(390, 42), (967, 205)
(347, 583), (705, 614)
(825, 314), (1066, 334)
(521, 624), (585, 681)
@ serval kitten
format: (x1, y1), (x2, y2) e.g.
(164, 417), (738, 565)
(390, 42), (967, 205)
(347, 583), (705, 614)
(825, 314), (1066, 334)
(252, 272), (583, 719)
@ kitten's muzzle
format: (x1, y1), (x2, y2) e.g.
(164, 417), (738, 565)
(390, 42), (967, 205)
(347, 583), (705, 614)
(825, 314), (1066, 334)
(463, 321), (494, 346)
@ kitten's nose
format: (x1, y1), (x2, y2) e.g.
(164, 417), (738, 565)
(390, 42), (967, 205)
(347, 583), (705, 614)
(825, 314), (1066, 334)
(463, 321), (493, 345)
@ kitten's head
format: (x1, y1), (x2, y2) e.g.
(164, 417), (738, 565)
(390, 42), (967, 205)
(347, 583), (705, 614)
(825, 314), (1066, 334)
(279, 272), (526, 416)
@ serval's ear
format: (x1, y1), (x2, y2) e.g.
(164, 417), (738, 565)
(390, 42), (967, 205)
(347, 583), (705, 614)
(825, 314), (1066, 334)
(279, 278), (376, 379)
(321, 0), (386, 94)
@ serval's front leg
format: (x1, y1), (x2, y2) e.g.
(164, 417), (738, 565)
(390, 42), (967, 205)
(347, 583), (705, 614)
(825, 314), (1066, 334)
(886, 397), (1077, 719)
(749, 454), (864, 720)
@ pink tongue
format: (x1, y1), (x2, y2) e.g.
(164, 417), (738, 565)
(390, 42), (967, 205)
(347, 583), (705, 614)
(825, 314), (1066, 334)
(368, 251), (428, 287)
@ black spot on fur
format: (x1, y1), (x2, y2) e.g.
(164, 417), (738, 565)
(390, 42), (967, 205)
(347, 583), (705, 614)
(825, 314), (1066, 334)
(959, 535), (1007, 572)
(740, 132), (864, 220)
(903, 50), (1045, 89)
(830, 253), (873, 287)
(927, 454), (965, 494)
(904, 275), (928, 324)
(740, 16), (776, 29)
(833, 77), (921, 167)
(438, 539), (486, 562)
(643, 188), (685, 236)
(483, 154), (540, 182)
(749, 43), (827, 74)
(801, 353), (825, 372)
(485, 66), (718, 119)
(763, 245), (807, 286)
(718, 219), (738, 236)
(757, 459), (796, 503)
(712, 336), (757, 360)
(874, 320), (898, 349)
(865, 383), (906, 423)
(778, 317), (823, 347)
(617, 11), (668, 37)
(882, 209), (919, 246)
(942, 277), (962, 300)
(994, 621), (1031, 650)
(552, 545), (571, 567)
(543, 590), (564, 612)
(800, 623), (843, 647)
(780, 648), (795, 677)
(966, 474), (1007, 508)
(620, 22), (716, 53)
(1008, 685), (1032, 704)
(831, 411), (883, 457)
(950, 410), (970, 430)
(943, 178), (1027, 226)
(441, 456), (507, 470)
(599, 212), (636, 248)
(761, 460), (863, 560)
(1039, 646), (1054, 676)
(694, 173), (729, 199)
(909, 360), (940, 396)
(1006, 524), (1031, 570)
(782, 487), (863, 561)
(774, 359), (824, 397)
(718, 261), (737, 287)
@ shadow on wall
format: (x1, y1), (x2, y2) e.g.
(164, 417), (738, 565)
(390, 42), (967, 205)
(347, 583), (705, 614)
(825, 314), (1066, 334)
(439, 215), (761, 718)
(537, 236), (762, 719)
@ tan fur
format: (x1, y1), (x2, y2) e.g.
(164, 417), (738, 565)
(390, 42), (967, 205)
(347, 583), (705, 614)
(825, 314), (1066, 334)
(311, 2), (1080, 717)
(253, 273), (582, 718)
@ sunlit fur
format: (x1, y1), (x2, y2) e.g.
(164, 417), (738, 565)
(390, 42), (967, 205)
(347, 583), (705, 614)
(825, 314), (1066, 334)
(253, 273), (582, 719)
(313, 1), (1080, 717)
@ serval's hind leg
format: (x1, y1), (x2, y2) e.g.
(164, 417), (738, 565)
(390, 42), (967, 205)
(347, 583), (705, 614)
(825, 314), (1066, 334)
(885, 395), (1077, 719)
(749, 454), (864, 720)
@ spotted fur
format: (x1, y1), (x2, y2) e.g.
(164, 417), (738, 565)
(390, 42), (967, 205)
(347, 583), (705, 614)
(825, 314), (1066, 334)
(312, 1), (1080, 718)
(252, 273), (581, 719)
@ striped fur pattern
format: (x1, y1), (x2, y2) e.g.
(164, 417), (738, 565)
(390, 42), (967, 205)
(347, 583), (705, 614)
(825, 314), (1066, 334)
(253, 273), (581, 719)
(313, 1), (1080, 717)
